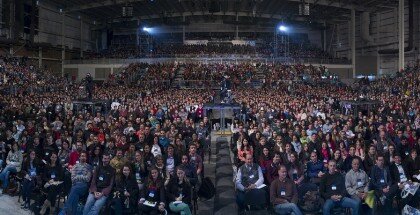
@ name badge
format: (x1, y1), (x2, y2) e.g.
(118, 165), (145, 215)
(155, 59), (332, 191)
(45, 152), (49, 156)
(136, 173), (140, 179)
(30, 170), (36, 176)
(383, 146), (388, 150)
(323, 159), (327, 163)
(61, 159), (65, 163)
(332, 186), (337, 190)
(405, 152), (409, 155)
(149, 192), (155, 198)
(380, 179), (385, 183)
(51, 174), (56, 179)
(280, 191), (286, 196)
(76, 161), (80, 164)
(99, 176), (104, 181)
(249, 174), (255, 179)
(357, 180), (363, 186)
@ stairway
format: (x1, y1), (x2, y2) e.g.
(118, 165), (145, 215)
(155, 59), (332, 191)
(171, 66), (185, 88)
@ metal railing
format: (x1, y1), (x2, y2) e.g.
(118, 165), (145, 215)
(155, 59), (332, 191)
(64, 56), (351, 65)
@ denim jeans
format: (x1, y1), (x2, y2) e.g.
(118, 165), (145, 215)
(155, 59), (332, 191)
(323, 197), (359, 215)
(169, 202), (192, 215)
(82, 193), (108, 215)
(0, 165), (17, 189)
(63, 182), (88, 215)
(274, 203), (303, 215)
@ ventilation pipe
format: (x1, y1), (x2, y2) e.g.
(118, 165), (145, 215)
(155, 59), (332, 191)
(378, 0), (414, 54)
(361, 12), (374, 43)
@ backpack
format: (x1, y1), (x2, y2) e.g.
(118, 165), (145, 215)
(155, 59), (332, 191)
(298, 190), (323, 212)
(197, 177), (215, 200)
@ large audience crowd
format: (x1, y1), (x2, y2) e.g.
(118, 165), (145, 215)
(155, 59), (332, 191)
(0, 54), (419, 215)
(84, 43), (336, 61)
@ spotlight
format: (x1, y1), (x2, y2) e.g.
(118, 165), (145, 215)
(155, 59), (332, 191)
(279, 25), (288, 32)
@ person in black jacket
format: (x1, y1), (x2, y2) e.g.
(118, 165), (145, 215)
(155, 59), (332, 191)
(21, 150), (42, 209)
(389, 153), (420, 207)
(370, 154), (398, 214)
(40, 152), (64, 215)
(167, 166), (192, 215)
(139, 167), (166, 215)
(320, 160), (360, 215)
(83, 153), (115, 215)
(132, 151), (148, 191)
(109, 164), (139, 215)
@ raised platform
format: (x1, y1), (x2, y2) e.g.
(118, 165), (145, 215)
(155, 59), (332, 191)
(340, 99), (381, 116)
(203, 103), (241, 110)
(72, 99), (111, 115)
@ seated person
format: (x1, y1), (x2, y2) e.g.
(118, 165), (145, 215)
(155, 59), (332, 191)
(389, 153), (420, 207)
(266, 152), (282, 185)
(109, 164), (139, 215)
(138, 167), (166, 214)
(110, 149), (127, 174)
(320, 160), (359, 215)
(62, 151), (92, 215)
(235, 154), (266, 213)
(287, 152), (305, 187)
(132, 151), (148, 191)
(179, 154), (198, 187)
(0, 142), (23, 193)
(345, 158), (369, 203)
(167, 166), (192, 215)
(40, 152), (64, 215)
(370, 154), (398, 212)
(270, 165), (302, 215)
(306, 152), (325, 184)
(21, 150), (42, 209)
(83, 153), (115, 215)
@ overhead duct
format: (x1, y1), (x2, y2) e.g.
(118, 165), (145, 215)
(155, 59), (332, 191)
(378, 0), (414, 54)
(361, 12), (374, 43)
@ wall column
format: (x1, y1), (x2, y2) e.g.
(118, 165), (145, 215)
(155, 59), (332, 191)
(398, 0), (405, 71)
(80, 17), (83, 58)
(38, 47), (42, 68)
(61, 12), (65, 77)
(182, 15), (186, 43)
(235, 14), (239, 39)
(351, 9), (356, 78)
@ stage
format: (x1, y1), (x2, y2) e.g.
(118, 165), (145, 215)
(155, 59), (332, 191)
(340, 99), (381, 116)
(204, 102), (240, 135)
(72, 99), (111, 115)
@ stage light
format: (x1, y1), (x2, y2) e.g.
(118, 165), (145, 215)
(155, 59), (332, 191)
(142, 27), (150, 32)
(279, 25), (288, 32)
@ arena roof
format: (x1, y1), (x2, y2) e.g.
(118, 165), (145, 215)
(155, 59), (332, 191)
(48, 0), (399, 25)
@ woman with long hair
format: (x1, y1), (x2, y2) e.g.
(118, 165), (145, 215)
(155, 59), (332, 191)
(363, 145), (377, 175)
(109, 164), (139, 214)
(132, 151), (148, 191)
(167, 166), (192, 215)
(138, 167), (166, 215)
(0, 142), (23, 193)
(354, 138), (366, 160)
(237, 138), (253, 165)
(333, 149), (344, 173)
(40, 152), (64, 215)
(21, 150), (42, 209)
(287, 152), (305, 186)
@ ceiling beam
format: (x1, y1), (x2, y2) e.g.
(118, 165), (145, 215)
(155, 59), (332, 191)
(65, 0), (374, 13)
(110, 11), (348, 23)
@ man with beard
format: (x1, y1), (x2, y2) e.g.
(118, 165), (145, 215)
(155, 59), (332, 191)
(62, 151), (92, 215)
(83, 154), (115, 215)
